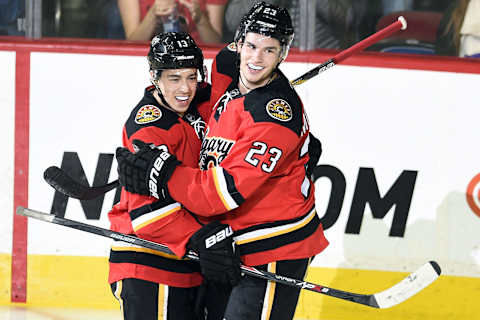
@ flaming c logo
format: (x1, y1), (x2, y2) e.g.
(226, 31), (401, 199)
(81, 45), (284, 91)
(466, 173), (480, 218)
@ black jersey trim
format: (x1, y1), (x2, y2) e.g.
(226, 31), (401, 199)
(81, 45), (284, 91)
(223, 169), (245, 206)
(109, 250), (200, 274)
(234, 206), (320, 255)
(129, 198), (179, 221)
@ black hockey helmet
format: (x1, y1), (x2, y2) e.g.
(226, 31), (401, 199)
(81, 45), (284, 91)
(148, 32), (205, 81)
(234, 1), (294, 60)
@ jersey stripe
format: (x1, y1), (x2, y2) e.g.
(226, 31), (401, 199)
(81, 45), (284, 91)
(109, 250), (199, 273)
(113, 280), (125, 316)
(158, 284), (167, 320)
(131, 202), (182, 232)
(301, 176), (311, 198)
(111, 241), (181, 260)
(213, 166), (240, 210)
(235, 207), (317, 245)
(261, 262), (276, 320)
(300, 133), (309, 157)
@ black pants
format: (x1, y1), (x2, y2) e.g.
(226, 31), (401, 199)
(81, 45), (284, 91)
(223, 258), (311, 320)
(111, 278), (231, 320)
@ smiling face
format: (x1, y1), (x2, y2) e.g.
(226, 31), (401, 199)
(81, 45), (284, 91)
(237, 32), (283, 93)
(153, 68), (198, 116)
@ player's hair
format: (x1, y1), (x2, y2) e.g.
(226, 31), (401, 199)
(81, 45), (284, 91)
(148, 32), (205, 81)
(234, 1), (294, 61)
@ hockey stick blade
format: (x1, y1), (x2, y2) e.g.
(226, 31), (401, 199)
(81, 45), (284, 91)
(17, 206), (441, 308)
(44, 166), (119, 200)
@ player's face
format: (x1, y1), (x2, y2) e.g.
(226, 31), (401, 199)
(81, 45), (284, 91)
(238, 32), (283, 92)
(156, 68), (198, 116)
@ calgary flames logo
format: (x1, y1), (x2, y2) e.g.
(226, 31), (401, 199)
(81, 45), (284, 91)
(199, 137), (235, 169)
(135, 105), (162, 124)
(266, 99), (292, 122)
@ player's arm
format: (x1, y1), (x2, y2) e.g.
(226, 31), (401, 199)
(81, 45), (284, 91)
(117, 122), (304, 216)
(122, 127), (201, 257)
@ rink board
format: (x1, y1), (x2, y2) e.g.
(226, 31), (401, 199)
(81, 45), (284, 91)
(1, 39), (479, 319)
(0, 255), (479, 320)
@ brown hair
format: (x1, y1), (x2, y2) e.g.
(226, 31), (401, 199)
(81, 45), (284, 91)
(444, 0), (470, 54)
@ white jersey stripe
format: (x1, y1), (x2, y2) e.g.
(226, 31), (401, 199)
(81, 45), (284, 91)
(261, 262), (276, 320)
(214, 166), (239, 210)
(235, 207), (317, 245)
(131, 202), (181, 231)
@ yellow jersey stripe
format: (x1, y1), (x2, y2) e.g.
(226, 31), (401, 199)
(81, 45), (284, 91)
(110, 245), (181, 260)
(236, 208), (316, 245)
(133, 205), (181, 232)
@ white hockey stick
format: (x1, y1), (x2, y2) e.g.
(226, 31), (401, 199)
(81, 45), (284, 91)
(17, 206), (441, 308)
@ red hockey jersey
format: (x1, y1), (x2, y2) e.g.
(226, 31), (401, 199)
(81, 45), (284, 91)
(108, 85), (212, 288)
(168, 46), (329, 266)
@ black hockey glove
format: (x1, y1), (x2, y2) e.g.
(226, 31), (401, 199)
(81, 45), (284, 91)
(116, 140), (180, 200)
(187, 221), (242, 286)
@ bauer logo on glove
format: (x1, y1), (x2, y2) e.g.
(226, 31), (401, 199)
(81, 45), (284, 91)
(149, 151), (176, 199)
(205, 225), (233, 249)
(116, 139), (180, 200)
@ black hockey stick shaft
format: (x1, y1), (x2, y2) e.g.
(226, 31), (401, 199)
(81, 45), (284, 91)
(44, 166), (119, 200)
(291, 16), (407, 86)
(17, 206), (441, 309)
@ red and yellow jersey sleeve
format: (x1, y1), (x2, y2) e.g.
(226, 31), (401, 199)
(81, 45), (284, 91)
(168, 95), (311, 218)
(112, 88), (208, 257)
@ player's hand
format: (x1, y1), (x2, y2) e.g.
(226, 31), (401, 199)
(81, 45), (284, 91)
(179, 0), (202, 23)
(152, 0), (176, 18)
(116, 140), (180, 200)
(187, 221), (242, 286)
(306, 132), (322, 178)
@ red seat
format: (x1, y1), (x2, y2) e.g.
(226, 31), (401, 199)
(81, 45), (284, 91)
(376, 11), (443, 43)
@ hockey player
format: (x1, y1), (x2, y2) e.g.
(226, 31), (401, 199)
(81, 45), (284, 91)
(115, 2), (328, 319)
(108, 32), (239, 320)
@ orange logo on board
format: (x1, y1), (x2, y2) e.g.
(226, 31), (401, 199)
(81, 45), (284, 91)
(466, 173), (480, 218)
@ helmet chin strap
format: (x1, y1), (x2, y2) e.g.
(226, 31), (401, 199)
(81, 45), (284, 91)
(151, 78), (174, 112)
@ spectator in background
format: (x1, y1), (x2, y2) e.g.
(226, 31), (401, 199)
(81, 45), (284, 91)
(0, 0), (25, 36)
(223, 0), (367, 49)
(89, 0), (125, 39)
(309, 0), (368, 49)
(117, 0), (226, 44)
(436, 0), (480, 57)
(458, 0), (480, 57)
(381, 0), (413, 15)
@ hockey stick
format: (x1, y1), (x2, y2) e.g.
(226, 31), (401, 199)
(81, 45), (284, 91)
(17, 206), (441, 308)
(44, 166), (119, 200)
(291, 16), (408, 86)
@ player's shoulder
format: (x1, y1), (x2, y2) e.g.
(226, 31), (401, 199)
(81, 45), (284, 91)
(243, 72), (304, 136)
(191, 82), (211, 106)
(213, 43), (238, 79)
(124, 87), (180, 138)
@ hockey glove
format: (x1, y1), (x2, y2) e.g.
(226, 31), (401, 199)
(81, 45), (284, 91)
(187, 221), (242, 286)
(116, 140), (180, 200)
(306, 132), (322, 178)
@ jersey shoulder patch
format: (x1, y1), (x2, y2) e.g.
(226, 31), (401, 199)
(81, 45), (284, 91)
(243, 75), (304, 136)
(125, 89), (180, 139)
(134, 105), (162, 124)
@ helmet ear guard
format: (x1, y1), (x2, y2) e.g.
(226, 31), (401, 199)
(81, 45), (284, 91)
(234, 1), (294, 61)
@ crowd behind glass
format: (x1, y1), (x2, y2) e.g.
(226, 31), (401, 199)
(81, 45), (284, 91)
(1, 0), (479, 58)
